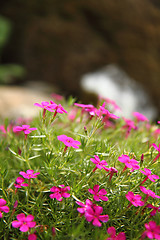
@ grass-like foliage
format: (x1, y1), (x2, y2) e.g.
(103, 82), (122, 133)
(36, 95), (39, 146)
(0, 95), (160, 240)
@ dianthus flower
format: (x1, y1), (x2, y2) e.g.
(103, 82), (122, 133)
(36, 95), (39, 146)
(50, 101), (68, 119)
(0, 198), (9, 218)
(85, 204), (109, 227)
(122, 117), (137, 138)
(28, 233), (37, 240)
(34, 101), (57, 118)
(98, 96), (121, 112)
(146, 204), (160, 216)
(126, 191), (144, 207)
(140, 168), (159, 185)
(12, 213), (36, 232)
(14, 177), (29, 188)
(118, 154), (140, 172)
(106, 167), (118, 181)
(140, 186), (160, 203)
(90, 155), (108, 172)
(133, 112), (149, 123)
(152, 143), (160, 162)
(19, 170), (40, 179)
(141, 221), (160, 239)
(13, 125), (37, 139)
(51, 93), (64, 101)
(88, 185), (108, 201)
(76, 199), (93, 216)
(50, 184), (70, 201)
(106, 226), (126, 240)
(57, 134), (81, 151)
(74, 103), (97, 120)
(96, 103), (119, 120)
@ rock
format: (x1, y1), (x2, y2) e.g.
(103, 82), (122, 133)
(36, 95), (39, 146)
(0, 84), (53, 119)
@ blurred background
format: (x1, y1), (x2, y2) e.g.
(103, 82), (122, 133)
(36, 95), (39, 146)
(0, 0), (160, 120)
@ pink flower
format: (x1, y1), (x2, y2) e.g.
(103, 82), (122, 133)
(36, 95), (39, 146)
(57, 135), (81, 149)
(13, 125), (37, 139)
(34, 101), (56, 111)
(106, 167), (118, 181)
(96, 103), (119, 120)
(141, 221), (160, 239)
(152, 143), (160, 162)
(14, 177), (29, 188)
(19, 170), (40, 179)
(12, 213), (36, 232)
(126, 191), (144, 207)
(122, 117), (137, 138)
(146, 204), (160, 216)
(88, 185), (108, 201)
(28, 233), (37, 240)
(158, 121), (160, 124)
(133, 112), (149, 122)
(140, 168), (159, 185)
(85, 204), (109, 227)
(140, 186), (160, 199)
(76, 199), (93, 216)
(50, 184), (70, 201)
(90, 155), (108, 172)
(106, 226), (126, 240)
(118, 154), (140, 172)
(50, 102), (67, 114)
(51, 93), (64, 101)
(0, 198), (9, 218)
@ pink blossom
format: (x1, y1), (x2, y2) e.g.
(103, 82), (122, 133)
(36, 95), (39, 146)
(51, 93), (64, 101)
(76, 199), (93, 216)
(19, 170), (40, 179)
(158, 121), (160, 124)
(96, 102), (119, 120)
(14, 177), (29, 188)
(74, 103), (97, 117)
(34, 101), (56, 111)
(133, 112), (149, 122)
(28, 233), (37, 240)
(140, 168), (159, 185)
(141, 221), (160, 239)
(118, 154), (140, 172)
(140, 186), (160, 199)
(90, 155), (108, 172)
(50, 184), (70, 201)
(57, 135), (81, 149)
(106, 226), (126, 240)
(98, 96), (121, 111)
(50, 101), (67, 118)
(126, 191), (144, 207)
(122, 117), (137, 138)
(152, 143), (160, 162)
(146, 204), (160, 216)
(0, 198), (9, 218)
(12, 213), (36, 232)
(106, 167), (118, 181)
(88, 185), (108, 201)
(13, 125), (37, 139)
(85, 204), (109, 227)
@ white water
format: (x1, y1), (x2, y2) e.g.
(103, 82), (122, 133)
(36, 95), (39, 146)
(80, 64), (157, 120)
